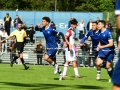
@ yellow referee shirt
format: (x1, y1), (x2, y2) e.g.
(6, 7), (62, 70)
(10, 29), (27, 42)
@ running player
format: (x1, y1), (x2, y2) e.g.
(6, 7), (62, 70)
(0, 23), (29, 70)
(112, 0), (120, 89)
(35, 17), (66, 80)
(80, 21), (106, 80)
(96, 20), (115, 81)
(62, 18), (82, 78)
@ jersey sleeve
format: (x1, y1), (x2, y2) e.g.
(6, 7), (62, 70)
(52, 29), (59, 36)
(115, 0), (120, 15)
(65, 29), (72, 38)
(108, 31), (113, 40)
(10, 30), (16, 37)
(80, 31), (90, 44)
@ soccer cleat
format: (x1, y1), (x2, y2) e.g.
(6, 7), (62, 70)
(54, 64), (58, 74)
(75, 75), (82, 78)
(63, 75), (68, 78)
(96, 74), (100, 80)
(10, 60), (13, 67)
(25, 66), (29, 70)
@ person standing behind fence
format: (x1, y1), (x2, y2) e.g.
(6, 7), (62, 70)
(87, 19), (92, 31)
(35, 41), (45, 65)
(4, 13), (12, 35)
(50, 21), (56, 29)
(77, 20), (85, 39)
(1, 29), (8, 54)
(68, 17), (73, 28)
(9, 38), (17, 64)
(28, 24), (35, 44)
(13, 15), (22, 28)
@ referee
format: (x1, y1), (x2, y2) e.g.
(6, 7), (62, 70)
(1, 23), (29, 70)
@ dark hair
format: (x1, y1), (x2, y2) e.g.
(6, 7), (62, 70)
(92, 21), (98, 24)
(70, 18), (78, 25)
(99, 20), (106, 27)
(42, 17), (50, 23)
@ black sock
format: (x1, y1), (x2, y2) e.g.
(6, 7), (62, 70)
(20, 58), (26, 67)
(13, 56), (19, 62)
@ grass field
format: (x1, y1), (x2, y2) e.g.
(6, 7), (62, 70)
(0, 64), (112, 90)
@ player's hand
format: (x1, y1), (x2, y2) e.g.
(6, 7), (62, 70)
(97, 44), (103, 49)
(118, 41), (120, 50)
(37, 24), (40, 27)
(0, 40), (3, 43)
(63, 42), (67, 48)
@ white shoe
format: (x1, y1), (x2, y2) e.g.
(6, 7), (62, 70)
(96, 74), (100, 80)
(59, 73), (63, 80)
(54, 64), (58, 74)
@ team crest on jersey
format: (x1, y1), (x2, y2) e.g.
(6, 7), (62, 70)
(47, 31), (50, 34)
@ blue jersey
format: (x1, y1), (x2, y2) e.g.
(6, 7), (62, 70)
(41, 26), (58, 48)
(115, 0), (120, 15)
(80, 29), (100, 50)
(99, 29), (115, 50)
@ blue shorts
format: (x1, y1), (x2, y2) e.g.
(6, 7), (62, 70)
(112, 51), (120, 85)
(98, 49), (115, 63)
(94, 50), (98, 59)
(46, 49), (57, 60)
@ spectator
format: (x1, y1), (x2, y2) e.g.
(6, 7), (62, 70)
(22, 22), (27, 45)
(96, 17), (100, 23)
(4, 13), (12, 35)
(106, 18), (113, 32)
(77, 20), (85, 39)
(80, 42), (90, 67)
(68, 17), (73, 28)
(1, 29), (8, 54)
(35, 41), (45, 65)
(9, 38), (17, 64)
(87, 19), (92, 31)
(27, 24), (35, 44)
(13, 15), (22, 28)
(50, 21), (56, 29)
(0, 24), (5, 31)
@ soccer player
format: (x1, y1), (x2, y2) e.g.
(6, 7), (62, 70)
(62, 18), (82, 78)
(96, 20), (115, 81)
(80, 21), (106, 80)
(0, 23), (29, 70)
(35, 17), (66, 80)
(112, 0), (120, 89)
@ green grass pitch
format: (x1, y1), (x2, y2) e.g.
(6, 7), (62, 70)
(0, 64), (112, 90)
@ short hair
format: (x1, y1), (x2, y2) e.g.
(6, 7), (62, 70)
(99, 20), (106, 27)
(70, 18), (78, 25)
(42, 17), (50, 23)
(92, 21), (98, 24)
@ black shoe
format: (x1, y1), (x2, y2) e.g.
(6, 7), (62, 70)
(25, 66), (29, 70)
(10, 60), (13, 67)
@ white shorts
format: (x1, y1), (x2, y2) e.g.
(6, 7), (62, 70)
(65, 47), (76, 62)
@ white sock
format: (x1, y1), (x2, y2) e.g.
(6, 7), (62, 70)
(63, 64), (68, 76)
(74, 68), (79, 76)
(51, 62), (55, 66)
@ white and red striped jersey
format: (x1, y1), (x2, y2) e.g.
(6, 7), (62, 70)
(65, 27), (75, 46)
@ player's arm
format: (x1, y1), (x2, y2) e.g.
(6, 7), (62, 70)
(1, 36), (11, 43)
(23, 31), (27, 38)
(80, 31), (90, 46)
(35, 24), (42, 32)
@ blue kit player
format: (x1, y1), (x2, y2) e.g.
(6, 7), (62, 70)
(112, 0), (120, 89)
(96, 20), (115, 81)
(80, 21), (106, 80)
(35, 17), (66, 80)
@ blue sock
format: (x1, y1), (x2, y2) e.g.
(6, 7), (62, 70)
(107, 68), (113, 78)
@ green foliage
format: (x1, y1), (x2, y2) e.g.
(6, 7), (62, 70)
(0, 0), (115, 11)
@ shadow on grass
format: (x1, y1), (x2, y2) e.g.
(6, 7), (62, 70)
(0, 82), (105, 90)
(100, 79), (108, 82)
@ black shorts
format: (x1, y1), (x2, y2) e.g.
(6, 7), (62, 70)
(15, 42), (24, 54)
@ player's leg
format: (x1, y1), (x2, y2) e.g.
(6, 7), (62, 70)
(96, 57), (104, 80)
(72, 60), (82, 78)
(112, 50), (120, 89)
(63, 61), (69, 77)
(106, 52), (114, 81)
